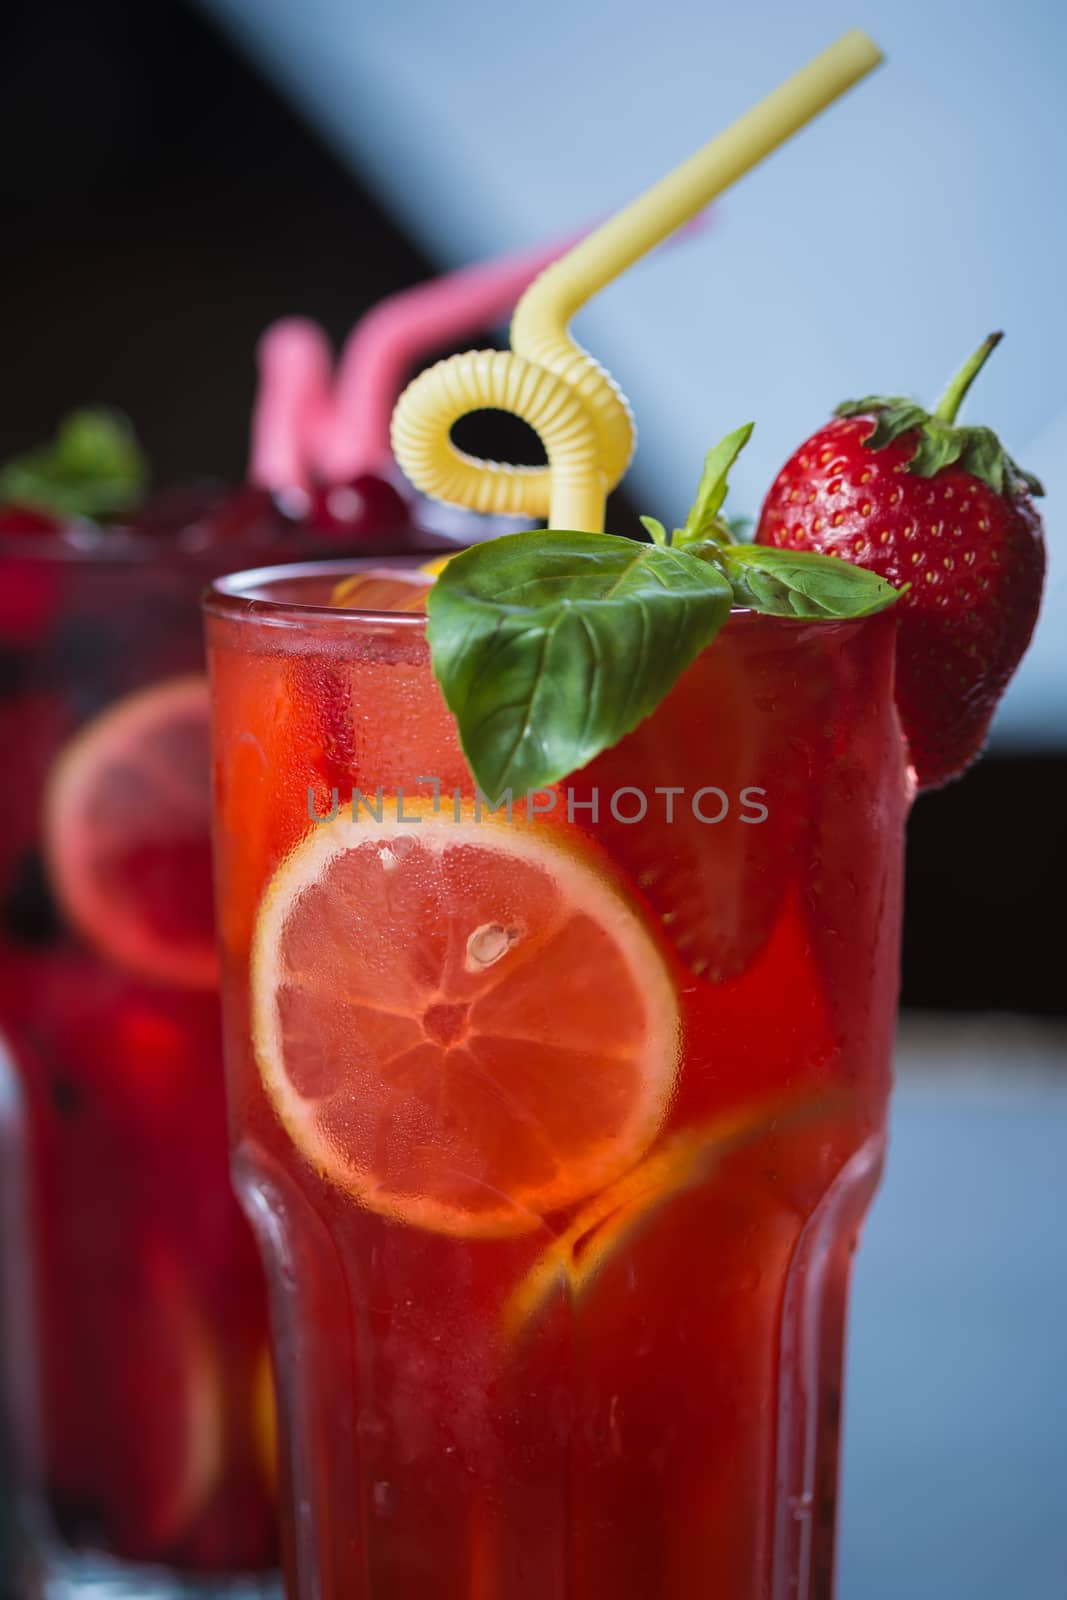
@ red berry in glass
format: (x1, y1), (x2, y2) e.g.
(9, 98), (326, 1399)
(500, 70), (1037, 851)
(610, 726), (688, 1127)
(307, 471), (412, 540)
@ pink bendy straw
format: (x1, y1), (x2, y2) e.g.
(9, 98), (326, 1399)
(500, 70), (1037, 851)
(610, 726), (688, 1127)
(247, 235), (579, 495)
(248, 213), (714, 495)
(318, 231), (590, 483)
(248, 318), (334, 495)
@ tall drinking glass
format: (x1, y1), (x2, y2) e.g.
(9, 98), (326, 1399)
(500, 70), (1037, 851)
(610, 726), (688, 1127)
(205, 562), (908, 1600)
(0, 530), (287, 1597)
(0, 524), (429, 1596)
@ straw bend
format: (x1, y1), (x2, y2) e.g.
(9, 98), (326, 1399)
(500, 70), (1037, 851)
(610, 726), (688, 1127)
(391, 348), (613, 531)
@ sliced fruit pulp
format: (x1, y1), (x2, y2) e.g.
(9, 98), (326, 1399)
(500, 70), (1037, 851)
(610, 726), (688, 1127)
(803, 610), (907, 1050)
(251, 801), (680, 1237)
(571, 623), (836, 984)
(45, 674), (216, 988)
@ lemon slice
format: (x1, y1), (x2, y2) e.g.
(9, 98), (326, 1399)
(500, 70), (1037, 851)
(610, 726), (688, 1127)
(502, 1091), (843, 1341)
(251, 800), (679, 1238)
(45, 676), (215, 989)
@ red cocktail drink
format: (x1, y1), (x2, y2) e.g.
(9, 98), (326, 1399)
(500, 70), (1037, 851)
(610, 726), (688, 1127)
(205, 562), (908, 1598)
(0, 524), (439, 1592)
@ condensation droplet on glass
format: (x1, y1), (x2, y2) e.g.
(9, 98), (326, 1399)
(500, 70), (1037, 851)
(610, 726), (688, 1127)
(373, 1481), (397, 1517)
(788, 1491), (814, 1520)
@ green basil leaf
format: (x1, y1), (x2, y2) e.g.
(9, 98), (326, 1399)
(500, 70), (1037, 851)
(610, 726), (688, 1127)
(715, 544), (904, 618)
(677, 422), (753, 548)
(427, 529), (733, 797)
(638, 514), (669, 545)
(0, 409), (149, 519)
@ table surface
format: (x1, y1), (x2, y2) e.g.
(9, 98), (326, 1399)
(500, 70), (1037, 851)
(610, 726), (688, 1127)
(840, 1016), (1067, 1600)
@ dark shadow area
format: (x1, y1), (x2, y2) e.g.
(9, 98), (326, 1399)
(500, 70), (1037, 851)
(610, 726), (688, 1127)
(903, 753), (1065, 1016)
(0, 0), (437, 480)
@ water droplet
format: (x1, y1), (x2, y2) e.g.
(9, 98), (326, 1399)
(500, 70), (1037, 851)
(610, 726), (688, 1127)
(373, 1480), (397, 1517)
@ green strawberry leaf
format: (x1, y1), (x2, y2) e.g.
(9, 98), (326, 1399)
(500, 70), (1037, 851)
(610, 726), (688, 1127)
(836, 396), (929, 450)
(0, 409), (149, 519)
(960, 427), (1006, 495)
(677, 422), (753, 548)
(427, 529), (733, 798)
(710, 544), (904, 619)
(907, 417), (968, 478)
(834, 337), (1044, 499)
(1006, 455), (1044, 498)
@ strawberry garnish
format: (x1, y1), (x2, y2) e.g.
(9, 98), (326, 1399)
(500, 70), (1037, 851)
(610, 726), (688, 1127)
(756, 335), (1046, 788)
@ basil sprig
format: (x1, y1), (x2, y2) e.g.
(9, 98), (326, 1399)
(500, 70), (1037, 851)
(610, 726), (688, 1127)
(428, 426), (903, 797)
(428, 532), (732, 798)
(0, 409), (148, 519)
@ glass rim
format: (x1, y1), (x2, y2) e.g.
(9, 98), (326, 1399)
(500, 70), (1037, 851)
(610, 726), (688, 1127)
(0, 522), (451, 569)
(204, 558), (439, 630)
(0, 528), (341, 568)
(203, 557), (883, 636)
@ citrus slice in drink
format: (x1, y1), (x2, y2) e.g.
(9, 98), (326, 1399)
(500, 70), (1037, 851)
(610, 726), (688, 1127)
(45, 675), (216, 989)
(110, 1243), (224, 1555)
(251, 800), (680, 1238)
(251, 1343), (279, 1494)
(501, 1129), (713, 1342)
(501, 1090), (843, 1341)
(330, 567), (433, 611)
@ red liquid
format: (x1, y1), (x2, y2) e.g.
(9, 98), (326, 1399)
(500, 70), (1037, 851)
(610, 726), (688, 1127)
(0, 527), (449, 1577)
(206, 568), (908, 1599)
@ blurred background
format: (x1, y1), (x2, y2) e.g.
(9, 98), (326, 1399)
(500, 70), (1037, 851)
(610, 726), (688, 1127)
(1, 1), (1064, 1595)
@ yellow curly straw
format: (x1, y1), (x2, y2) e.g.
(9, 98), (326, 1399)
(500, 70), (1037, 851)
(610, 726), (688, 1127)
(391, 30), (881, 533)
